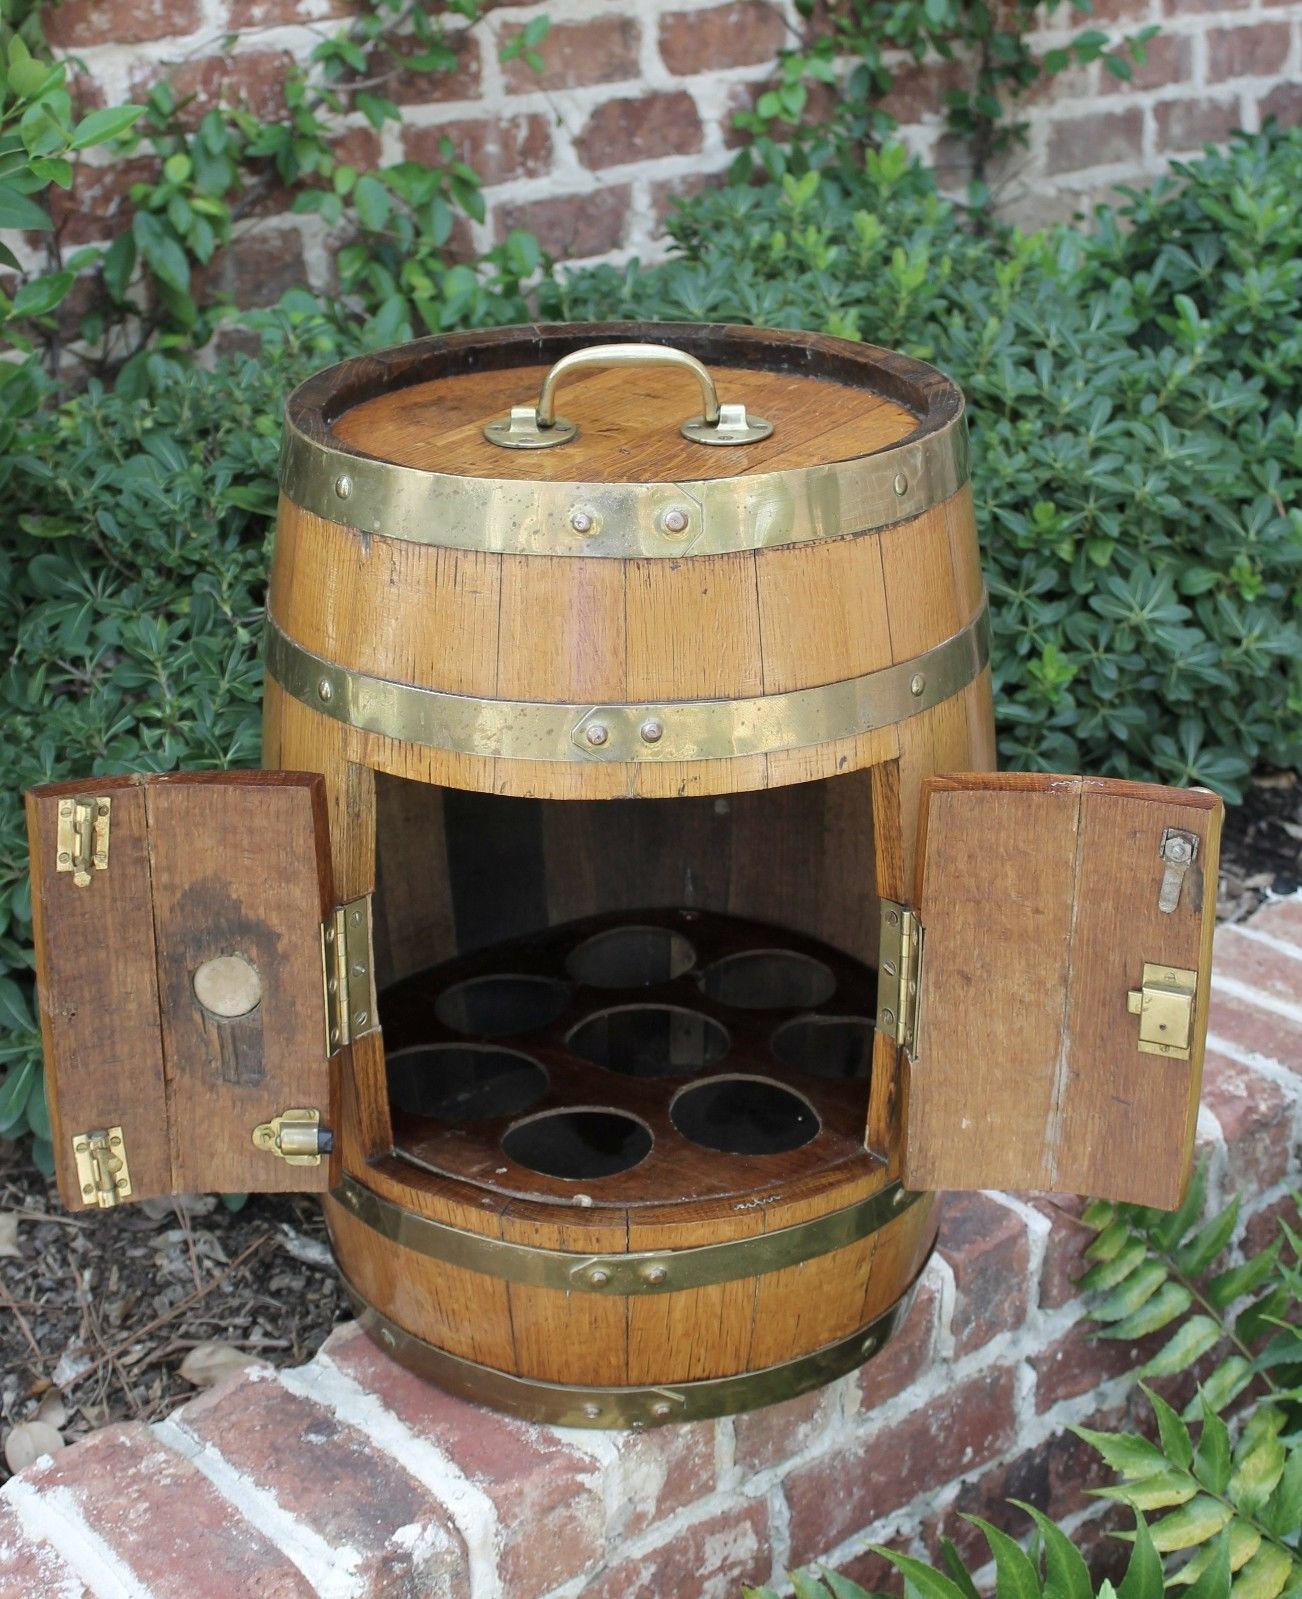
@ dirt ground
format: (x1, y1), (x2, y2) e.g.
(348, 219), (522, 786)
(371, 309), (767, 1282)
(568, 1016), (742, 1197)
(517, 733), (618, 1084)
(1, 771), (1297, 1481)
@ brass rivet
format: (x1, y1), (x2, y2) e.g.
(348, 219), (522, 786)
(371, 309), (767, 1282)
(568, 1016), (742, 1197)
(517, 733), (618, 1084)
(570, 509), (595, 534)
(586, 723), (609, 748)
(893, 1186), (909, 1207)
(641, 1264), (668, 1286)
(880, 1008), (895, 1027)
(318, 678), (333, 703)
(334, 475), (353, 500)
(651, 1401), (672, 1420)
(862, 1334), (878, 1355)
(59, 802), (73, 816)
(380, 1328), (395, 1349)
(588, 1268), (610, 1287)
(661, 507), (689, 535)
(883, 960), (897, 977)
(57, 852), (71, 865)
(893, 472), (908, 496)
(353, 1009), (369, 1029)
(910, 673), (926, 696)
(887, 910), (900, 927)
(582, 1402), (602, 1419)
(639, 718), (664, 745)
(82, 1184), (93, 1197)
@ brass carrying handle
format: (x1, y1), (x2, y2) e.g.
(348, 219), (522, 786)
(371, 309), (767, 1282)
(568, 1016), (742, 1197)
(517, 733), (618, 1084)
(483, 342), (774, 450)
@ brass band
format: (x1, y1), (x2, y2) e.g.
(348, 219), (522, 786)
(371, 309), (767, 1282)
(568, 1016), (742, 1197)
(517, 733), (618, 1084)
(279, 407), (968, 558)
(265, 603), (990, 764)
(332, 1173), (921, 1295)
(341, 1277), (918, 1428)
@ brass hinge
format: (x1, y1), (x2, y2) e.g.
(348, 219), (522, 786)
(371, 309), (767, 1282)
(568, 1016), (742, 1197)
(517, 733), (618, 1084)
(321, 894), (378, 1056)
(877, 900), (925, 1058)
(1127, 962), (1197, 1059)
(72, 1125), (132, 1208)
(56, 796), (111, 887)
(252, 1107), (333, 1165)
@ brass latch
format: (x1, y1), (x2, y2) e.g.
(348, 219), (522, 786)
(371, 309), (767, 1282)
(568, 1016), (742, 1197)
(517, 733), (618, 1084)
(252, 1108), (333, 1165)
(1158, 828), (1200, 914)
(1127, 963), (1197, 1059)
(877, 900), (924, 1057)
(56, 796), (111, 887)
(321, 895), (378, 1056)
(72, 1126), (132, 1207)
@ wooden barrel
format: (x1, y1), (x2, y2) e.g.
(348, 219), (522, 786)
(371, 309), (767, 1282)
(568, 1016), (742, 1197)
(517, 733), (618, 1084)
(264, 322), (993, 1426)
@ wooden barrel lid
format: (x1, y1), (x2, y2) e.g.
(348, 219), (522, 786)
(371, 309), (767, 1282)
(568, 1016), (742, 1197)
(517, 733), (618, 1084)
(281, 322), (968, 557)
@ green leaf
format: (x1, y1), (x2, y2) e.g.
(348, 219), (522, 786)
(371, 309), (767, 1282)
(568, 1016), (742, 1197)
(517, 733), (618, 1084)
(1192, 1399), (1231, 1495)
(70, 105), (145, 149)
(0, 182), (52, 230)
(1228, 1430), (1286, 1515)
(937, 1539), (981, 1599)
(1197, 1357), (1254, 1415)
(1145, 1386), (1193, 1470)
(0, 1057), (36, 1133)
(1183, 1531), (1231, 1599)
(868, 1547), (969, 1599)
(791, 1573), (830, 1599)
(1119, 1513), (1163, 1599)
(1081, 1239), (1149, 1293)
(1174, 1200), (1239, 1277)
(1103, 1471), (1199, 1512)
(26, 1070), (51, 1142)
(12, 270), (74, 316)
(353, 173), (391, 232)
(1098, 1280), (1192, 1341)
(1010, 1502), (1090, 1599)
(1093, 1259), (1169, 1321)
(964, 1518), (1040, 1599)
(823, 1576), (873, 1599)
(1230, 1545), (1295, 1599)
(1149, 1497), (1234, 1553)
(1141, 1315), (1223, 1379)
(1206, 1244), (1281, 1310)
(1072, 1427), (1169, 1480)
(1259, 1443), (1301, 1539)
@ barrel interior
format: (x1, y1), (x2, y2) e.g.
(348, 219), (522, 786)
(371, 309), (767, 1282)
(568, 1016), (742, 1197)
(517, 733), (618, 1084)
(370, 769), (883, 1205)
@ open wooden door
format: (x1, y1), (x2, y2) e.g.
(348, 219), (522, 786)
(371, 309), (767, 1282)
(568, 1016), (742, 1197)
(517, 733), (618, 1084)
(900, 773), (1222, 1209)
(25, 771), (360, 1211)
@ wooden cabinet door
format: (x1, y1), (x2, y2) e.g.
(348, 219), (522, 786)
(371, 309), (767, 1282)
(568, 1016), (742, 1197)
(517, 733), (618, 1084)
(901, 773), (1222, 1209)
(26, 771), (341, 1209)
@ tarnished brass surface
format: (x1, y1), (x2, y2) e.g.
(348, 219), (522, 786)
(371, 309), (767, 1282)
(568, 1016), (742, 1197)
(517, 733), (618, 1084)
(265, 603), (989, 763)
(333, 1171), (920, 1294)
(341, 1276), (921, 1427)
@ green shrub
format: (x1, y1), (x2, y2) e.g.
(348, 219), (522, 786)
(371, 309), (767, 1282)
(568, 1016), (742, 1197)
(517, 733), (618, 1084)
(545, 133), (1302, 796)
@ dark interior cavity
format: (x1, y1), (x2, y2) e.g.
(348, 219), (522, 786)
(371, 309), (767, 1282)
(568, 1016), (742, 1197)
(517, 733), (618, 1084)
(501, 1109), (653, 1180)
(671, 1076), (819, 1155)
(387, 1044), (548, 1122)
(434, 973), (570, 1037)
(699, 950), (836, 1010)
(566, 1005), (730, 1077)
(771, 1015), (874, 1081)
(565, 925), (696, 989)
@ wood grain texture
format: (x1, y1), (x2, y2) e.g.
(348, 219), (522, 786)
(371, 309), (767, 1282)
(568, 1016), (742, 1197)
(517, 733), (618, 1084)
(904, 774), (1223, 1207)
(330, 360), (919, 482)
(27, 772), (338, 1205)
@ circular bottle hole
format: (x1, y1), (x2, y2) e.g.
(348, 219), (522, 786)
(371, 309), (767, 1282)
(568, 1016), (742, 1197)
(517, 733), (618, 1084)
(700, 950), (836, 1010)
(566, 925), (696, 988)
(501, 1108), (653, 1180)
(387, 1044), (548, 1122)
(671, 1076), (819, 1155)
(434, 974), (570, 1037)
(567, 1004), (731, 1077)
(771, 1015), (874, 1081)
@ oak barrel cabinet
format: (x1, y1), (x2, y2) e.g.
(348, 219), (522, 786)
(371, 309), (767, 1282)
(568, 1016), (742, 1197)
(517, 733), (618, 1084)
(26, 324), (1223, 1427)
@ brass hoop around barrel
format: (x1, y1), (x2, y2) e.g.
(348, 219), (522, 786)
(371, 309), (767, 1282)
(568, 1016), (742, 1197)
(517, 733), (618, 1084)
(341, 1277), (919, 1428)
(280, 405), (967, 557)
(265, 604), (989, 764)
(332, 1173), (920, 1295)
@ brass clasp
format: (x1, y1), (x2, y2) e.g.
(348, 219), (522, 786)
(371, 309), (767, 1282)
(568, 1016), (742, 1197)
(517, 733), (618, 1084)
(72, 1126), (131, 1207)
(252, 1108), (333, 1165)
(1127, 963), (1197, 1059)
(56, 796), (111, 887)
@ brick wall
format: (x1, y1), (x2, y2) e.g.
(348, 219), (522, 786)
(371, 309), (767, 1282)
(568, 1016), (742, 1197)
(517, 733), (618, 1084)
(43, 0), (1302, 301)
(1, 894), (1298, 1599)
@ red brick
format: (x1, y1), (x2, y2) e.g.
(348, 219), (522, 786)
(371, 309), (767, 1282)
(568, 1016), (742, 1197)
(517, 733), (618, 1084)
(18, 1424), (317, 1597)
(1249, 897), (1302, 948)
(940, 1192), (1031, 1355)
(327, 1326), (603, 1598)
(1045, 108), (1144, 173)
(1088, 0), (1158, 20)
(494, 186), (629, 260)
(1202, 1052), (1295, 1191)
(1032, 1319), (1157, 1413)
(613, 1422), (718, 1540)
(385, 33), (482, 105)
(403, 114), (552, 185)
(734, 1384), (839, 1476)
(0, 1501), (92, 1597)
(1214, 926), (1302, 1008)
(784, 1366), (1018, 1563)
(130, 52), (295, 129)
(859, 1275), (942, 1410)
(224, 225), (307, 306)
(879, 59), (968, 124)
(1207, 987), (1302, 1072)
(501, 16), (640, 92)
(178, 1366), (468, 1592)
(1154, 96), (1246, 152)
(333, 127), (382, 171)
(650, 169), (728, 229)
(1032, 1192), (1091, 1309)
(1241, 1189), (1300, 1257)
(579, 1502), (769, 1599)
(1110, 31), (1192, 93)
(1258, 83), (1302, 129)
(48, 156), (158, 246)
(47, 0), (200, 46)
(1164, 0), (1250, 11)
(574, 91), (703, 171)
(659, 3), (786, 74)
(828, 1537), (914, 1595)
(1208, 23), (1293, 82)
(231, 0), (354, 24)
